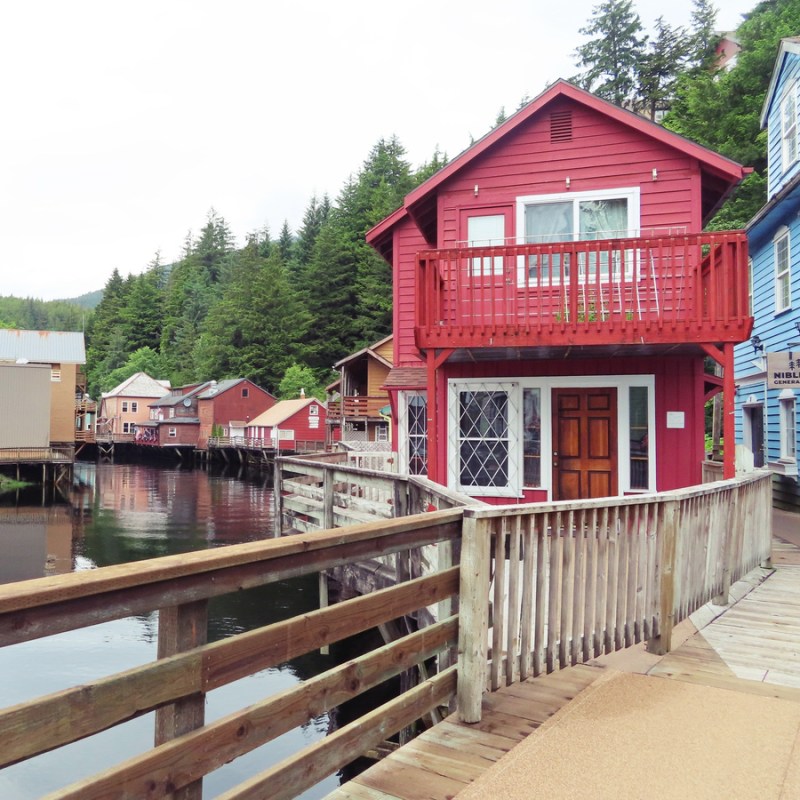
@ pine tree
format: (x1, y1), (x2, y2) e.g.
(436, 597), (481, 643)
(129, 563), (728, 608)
(688, 0), (720, 73)
(574, 0), (646, 107)
(637, 17), (691, 121)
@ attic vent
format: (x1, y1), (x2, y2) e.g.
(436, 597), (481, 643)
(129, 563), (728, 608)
(550, 110), (573, 143)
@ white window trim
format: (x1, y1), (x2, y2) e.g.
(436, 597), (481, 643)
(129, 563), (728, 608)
(774, 226), (792, 314)
(278, 429), (294, 440)
(168, 427), (177, 438)
(447, 374), (655, 499)
(781, 83), (798, 170)
(398, 390), (427, 475)
(466, 213), (506, 277)
(515, 187), (641, 287)
(131, 401), (138, 412)
(779, 389), (797, 461)
(309, 404), (319, 415)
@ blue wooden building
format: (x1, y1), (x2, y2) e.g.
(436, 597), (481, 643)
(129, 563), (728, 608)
(735, 37), (800, 509)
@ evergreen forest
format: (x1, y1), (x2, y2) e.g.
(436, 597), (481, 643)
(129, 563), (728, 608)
(2, 0), (798, 402)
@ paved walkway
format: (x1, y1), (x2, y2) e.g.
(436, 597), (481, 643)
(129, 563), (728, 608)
(455, 508), (800, 799)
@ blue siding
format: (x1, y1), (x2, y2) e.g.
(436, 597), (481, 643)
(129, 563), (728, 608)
(767, 54), (800, 199)
(736, 44), (800, 506)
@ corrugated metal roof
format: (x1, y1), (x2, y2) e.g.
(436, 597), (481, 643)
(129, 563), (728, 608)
(196, 378), (244, 399)
(0, 329), (86, 364)
(102, 372), (171, 399)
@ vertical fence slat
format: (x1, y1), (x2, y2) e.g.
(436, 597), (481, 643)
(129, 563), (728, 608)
(561, 510), (575, 669)
(506, 516), (522, 685)
(547, 512), (562, 673)
(491, 519), (507, 691)
(572, 509), (586, 665)
(458, 514), (492, 723)
(534, 513), (549, 676)
(519, 515), (536, 680)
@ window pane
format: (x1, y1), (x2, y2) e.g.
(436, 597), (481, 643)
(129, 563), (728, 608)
(524, 202), (573, 243)
(458, 390), (510, 488)
(468, 214), (505, 277)
(630, 386), (649, 490)
(407, 394), (427, 476)
(579, 198), (628, 239)
(523, 389), (541, 487)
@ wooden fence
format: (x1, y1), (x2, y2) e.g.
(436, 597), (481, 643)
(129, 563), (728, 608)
(0, 511), (463, 800)
(0, 470), (772, 796)
(457, 472), (773, 721)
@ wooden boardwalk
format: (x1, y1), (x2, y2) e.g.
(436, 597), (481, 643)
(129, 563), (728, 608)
(326, 528), (800, 800)
(323, 664), (603, 800)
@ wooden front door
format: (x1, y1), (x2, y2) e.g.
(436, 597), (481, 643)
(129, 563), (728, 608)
(552, 388), (618, 500)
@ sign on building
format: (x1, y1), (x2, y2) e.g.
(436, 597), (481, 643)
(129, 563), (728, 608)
(767, 352), (800, 389)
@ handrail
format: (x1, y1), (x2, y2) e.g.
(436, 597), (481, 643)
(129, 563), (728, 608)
(0, 511), (462, 799)
(416, 230), (750, 347)
(0, 470), (772, 796)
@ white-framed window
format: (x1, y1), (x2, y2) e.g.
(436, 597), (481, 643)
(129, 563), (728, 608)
(448, 382), (519, 496)
(774, 227), (792, 313)
(131, 401), (138, 412)
(376, 423), (389, 442)
(516, 187), (640, 286)
(398, 391), (427, 476)
(122, 401), (129, 412)
(168, 427), (177, 438)
(447, 375), (655, 498)
(278, 429), (294, 440)
(123, 422), (132, 434)
(779, 390), (797, 460)
(467, 213), (506, 277)
(782, 83), (798, 169)
(51, 369), (61, 382)
(309, 404), (319, 415)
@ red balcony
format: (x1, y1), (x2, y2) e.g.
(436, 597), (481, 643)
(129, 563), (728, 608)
(327, 396), (388, 420)
(415, 232), (752, 351)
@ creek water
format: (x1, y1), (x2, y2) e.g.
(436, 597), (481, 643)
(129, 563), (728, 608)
(0, 461), (346, 799)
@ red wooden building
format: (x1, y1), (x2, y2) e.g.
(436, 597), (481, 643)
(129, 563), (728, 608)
(367, 80), (752, 503)
(245, 397), (327, 452)
(196, 378), (276, 449)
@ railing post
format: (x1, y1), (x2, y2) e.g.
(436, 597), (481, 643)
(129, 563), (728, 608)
(323, 466), (335, 530)
(273, 457), (284, 536)
(647, 499), (679, 656)
(155, 599), (208, 800)
(458, 512), (491, 723)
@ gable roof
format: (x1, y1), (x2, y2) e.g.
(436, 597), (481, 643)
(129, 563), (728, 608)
(760, 38), (800, 128)
(0, 329), (85, 364)
(246, 397), (322, 427)
(334, 334), (394, 370)
(367, 79), (749, 253)
(150, 381), (214, 407)
(102, 372), (171, 399)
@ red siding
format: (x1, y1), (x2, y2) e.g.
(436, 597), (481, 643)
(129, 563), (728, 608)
(394, 96), (707, 367)
(438, 355), (705, 495)
(197, 382), (276, 448)
(158, 423), (199, 447)
(394, 217), (428, 367)
(272, 401), (327, 449)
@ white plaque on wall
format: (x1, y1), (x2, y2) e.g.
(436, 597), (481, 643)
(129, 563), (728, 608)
(666, 411), (685, 429)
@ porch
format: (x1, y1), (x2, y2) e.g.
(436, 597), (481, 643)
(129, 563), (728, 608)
(416, 231), (750, 351)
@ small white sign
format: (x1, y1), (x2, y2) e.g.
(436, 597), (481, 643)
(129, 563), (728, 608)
(666, 411), (685, 429)
(767, 351), (800, 389)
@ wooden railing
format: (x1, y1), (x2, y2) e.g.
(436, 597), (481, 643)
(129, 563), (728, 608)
(457, 471), (772, 721)
(0, 512), (463, 800)
(276, 453), (474, 532)
(416, 231), (751, 350)
(0, 471), (772, 796)
(208, 437), (324, 453)
(0, 446), (74, 463)
(327, 396), (388, 419)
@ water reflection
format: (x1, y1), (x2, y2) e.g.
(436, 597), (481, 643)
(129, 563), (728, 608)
(0, 462), (339, 799)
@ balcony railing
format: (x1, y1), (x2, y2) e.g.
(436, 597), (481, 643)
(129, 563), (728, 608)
(327, 396), (388, 419)
(416, 231), (751, 349)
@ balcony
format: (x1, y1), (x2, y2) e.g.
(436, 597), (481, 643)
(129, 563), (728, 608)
(415, 232), (751, 351)
(327, 396), (388, 420)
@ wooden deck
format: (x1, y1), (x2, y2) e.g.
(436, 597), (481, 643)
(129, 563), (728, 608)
(322, 664), (603, 800)
(326, 526), (800, 800)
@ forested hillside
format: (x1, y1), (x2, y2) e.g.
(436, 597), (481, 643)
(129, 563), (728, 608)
(8, 0), (799, 402)
(84, 138), (446, 399)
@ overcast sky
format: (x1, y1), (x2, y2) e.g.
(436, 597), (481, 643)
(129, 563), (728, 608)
(1, 0), (755, 302)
